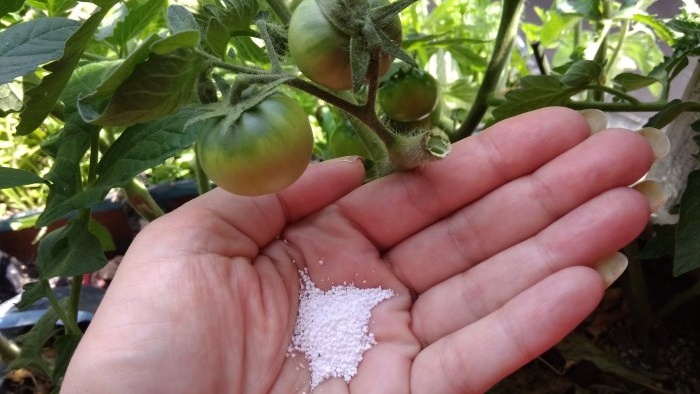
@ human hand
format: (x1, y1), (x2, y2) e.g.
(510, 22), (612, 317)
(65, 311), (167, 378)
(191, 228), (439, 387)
(61, 107), (666, 393)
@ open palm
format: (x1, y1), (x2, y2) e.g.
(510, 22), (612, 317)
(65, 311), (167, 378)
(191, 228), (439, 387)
(62, 108), (657, 394)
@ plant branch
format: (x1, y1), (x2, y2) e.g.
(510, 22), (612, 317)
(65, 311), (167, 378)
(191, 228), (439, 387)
(487, 96), (700, 112)
(455, 0), (525, 139)
(586, 84), (641, 104)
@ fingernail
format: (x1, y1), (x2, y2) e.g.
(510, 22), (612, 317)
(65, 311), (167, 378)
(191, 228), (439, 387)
(633, 180), (668, 212)
(638, 127), (671, 160)
(579, 109), (607, 134)
(594, 252), (628, 288)
(327, 155), (364, 164)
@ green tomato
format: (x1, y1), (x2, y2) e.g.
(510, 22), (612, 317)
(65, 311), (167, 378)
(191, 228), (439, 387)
(196, 93), (313, 196)
(379, 68), (441, 123)
(327, 121), (370, 159)
(288, 0), (402, 91)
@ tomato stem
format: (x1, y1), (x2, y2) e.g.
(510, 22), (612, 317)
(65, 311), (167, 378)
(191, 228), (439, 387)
(454, 0), (525, 139)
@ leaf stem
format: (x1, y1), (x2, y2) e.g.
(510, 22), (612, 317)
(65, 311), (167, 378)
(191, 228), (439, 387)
(44, 279), (82, 336)
(69, 275), (82, 323)
(196, 49), (271, 75)
(122, 179), (166, 222)
(455, 0), (525, 139)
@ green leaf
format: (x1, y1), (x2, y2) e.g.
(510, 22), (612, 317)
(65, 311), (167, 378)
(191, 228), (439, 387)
(61, 61), (120, 112)
(36, 116), (97, 227)
(44, 108), (211, 218)
(0, 0), (24, 17)
(36, 218), (107, 279)
(77, 35), (159, 105)
(632, 14), (675, 45)
(150, 30), (201, 55)
(612, 72), (660, 91)
(15, 280), (51, 310)
(77, 52), (203, 127)
(0, 18), (81, 85)
(16, 1), (119, 135)
(675, 170), (700, 276)
(7, 305), (59, 376)
(205, 17), (230, 59)
(0, 166), (45, 188)
(167, 4), (199, 33)
(95, 108), (209, 186)
(644, 99), (700, 129)
(107, 0), (167, 48)
(560, 60), (602, 88)
(492, 75), (579, 121)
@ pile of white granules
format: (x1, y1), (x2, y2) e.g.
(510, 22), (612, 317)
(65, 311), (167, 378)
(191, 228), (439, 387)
(288, 270), (395, 389)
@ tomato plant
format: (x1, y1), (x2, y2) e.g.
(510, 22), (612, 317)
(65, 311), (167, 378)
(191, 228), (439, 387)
(288, 0), (402, 91)
(1, 0), (700, 391)
(196, 93), (313, 196)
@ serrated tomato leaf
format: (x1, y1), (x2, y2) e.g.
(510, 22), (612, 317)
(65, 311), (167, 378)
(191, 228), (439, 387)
(94, 108), (209, 186)
(77, 52), (202, 127)
(77, 35), (158, 104)
(36, 116), (97, 227)
(0, 166), (46, 188)
(0, 18), (81, 85)
(14, 280), (52, 311)
(16, 1), (119, 135)
(492, 75), (579, 121)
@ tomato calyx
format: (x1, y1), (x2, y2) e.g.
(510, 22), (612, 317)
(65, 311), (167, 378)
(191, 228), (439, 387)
(386, 127), (451, 169)
(312, 0), (417, 91)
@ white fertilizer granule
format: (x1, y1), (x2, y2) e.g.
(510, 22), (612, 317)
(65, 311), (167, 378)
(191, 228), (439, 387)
(289, 270), (395, 389)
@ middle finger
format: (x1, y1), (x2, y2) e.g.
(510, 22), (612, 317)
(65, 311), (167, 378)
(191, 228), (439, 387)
(385, 129), (654, 293)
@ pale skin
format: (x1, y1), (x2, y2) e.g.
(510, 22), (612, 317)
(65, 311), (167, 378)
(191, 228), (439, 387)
(62, 107), (656, 393)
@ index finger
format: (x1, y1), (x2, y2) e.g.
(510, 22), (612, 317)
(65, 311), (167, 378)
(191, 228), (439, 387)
(336, 107), (592, 249)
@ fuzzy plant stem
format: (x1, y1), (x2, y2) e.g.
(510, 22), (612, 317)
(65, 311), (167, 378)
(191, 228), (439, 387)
(455, 0), (525, 139)
(122, 179), (166, 222)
